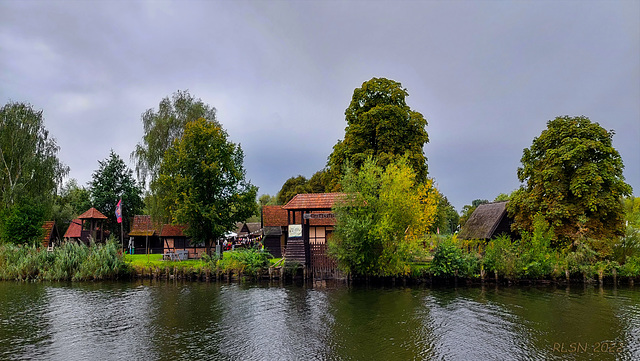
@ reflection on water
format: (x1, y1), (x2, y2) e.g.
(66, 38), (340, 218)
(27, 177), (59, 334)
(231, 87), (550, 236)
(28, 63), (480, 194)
(0, 281), (638, 360)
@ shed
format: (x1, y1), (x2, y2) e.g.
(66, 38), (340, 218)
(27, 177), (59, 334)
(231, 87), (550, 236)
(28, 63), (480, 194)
(458, 201), (515, 240)
(160, 224), (205, 259)
(261, 205), (288, 258)
(41, 221), (60, 250)
(128, 215), (162, 254)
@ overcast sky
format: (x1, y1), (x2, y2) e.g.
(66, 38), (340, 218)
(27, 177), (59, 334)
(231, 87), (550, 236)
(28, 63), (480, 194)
(1, 0), (638, 212)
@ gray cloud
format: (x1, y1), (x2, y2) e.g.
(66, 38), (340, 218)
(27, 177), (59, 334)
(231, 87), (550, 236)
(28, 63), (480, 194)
(1, 0), (638, 211)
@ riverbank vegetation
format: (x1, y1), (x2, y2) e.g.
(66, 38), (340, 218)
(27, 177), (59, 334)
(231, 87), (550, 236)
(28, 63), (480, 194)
(0, 239), (129, 281)
(417, 209), (640, 283)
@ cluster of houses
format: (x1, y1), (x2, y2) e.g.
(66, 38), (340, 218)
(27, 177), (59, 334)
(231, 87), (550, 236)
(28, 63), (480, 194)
(41, 193), (514, 274)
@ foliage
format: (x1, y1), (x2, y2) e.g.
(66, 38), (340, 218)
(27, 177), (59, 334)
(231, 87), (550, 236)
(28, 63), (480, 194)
(612, 196), (640, 263)
(258, 194), (278, 207)
(0, 101), (68, 212)
(0, 200), (45, 245)
(216, 248), (272, 277)
(431, 193), (459, 234)
(430, 237), (464, 277)
(131, 90), (218, 186)
(276, 170), (331, 204)
(155, 118), (258, 254)
(517, 214), (555, 278)
(508, 116), (632, 247)
(482, 235), (518, 279)
(51, 179), (92, 236)
(277, 175), (310, 205)
(89, 150), (144, 240)
(458, 199), (489, 228)
(327, 78), (429, 190)
(0, 238), (130, 281)
(329, 156), (438, 277)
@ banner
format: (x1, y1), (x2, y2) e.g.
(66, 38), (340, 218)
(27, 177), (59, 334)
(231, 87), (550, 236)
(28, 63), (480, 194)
(115, 199), (122, 224)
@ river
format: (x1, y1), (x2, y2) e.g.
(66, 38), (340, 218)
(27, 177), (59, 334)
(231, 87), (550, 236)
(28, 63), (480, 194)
(0, 281), (638, 360)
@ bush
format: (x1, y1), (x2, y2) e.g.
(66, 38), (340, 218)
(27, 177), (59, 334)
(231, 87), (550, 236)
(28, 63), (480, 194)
(217, 248), (272, 277)
(430, 237), (464, 277)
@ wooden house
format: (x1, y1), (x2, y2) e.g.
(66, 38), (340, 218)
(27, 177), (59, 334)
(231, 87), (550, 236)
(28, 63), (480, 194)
(282, 193), (344, 279)
(261, 205), (288, 258)
(128, 215), (163, 254)
(458, 201), (515, 240)
(160, 224), (206, 259)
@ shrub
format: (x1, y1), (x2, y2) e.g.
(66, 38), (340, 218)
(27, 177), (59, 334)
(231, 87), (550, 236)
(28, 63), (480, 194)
(430, 237), (464, 277)
(217, 248), (272, 277)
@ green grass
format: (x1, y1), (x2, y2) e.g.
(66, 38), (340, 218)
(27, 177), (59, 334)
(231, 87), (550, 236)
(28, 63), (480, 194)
(125, 253), (206, 269)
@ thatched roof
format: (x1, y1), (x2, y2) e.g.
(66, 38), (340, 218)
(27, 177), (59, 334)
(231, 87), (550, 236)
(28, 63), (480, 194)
(458, 201), (511, 240)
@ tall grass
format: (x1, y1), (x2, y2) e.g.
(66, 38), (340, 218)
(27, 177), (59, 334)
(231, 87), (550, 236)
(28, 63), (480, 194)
(0, 238), (131, 281)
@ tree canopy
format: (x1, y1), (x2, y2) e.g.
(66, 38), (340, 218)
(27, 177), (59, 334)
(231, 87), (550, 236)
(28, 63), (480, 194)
(508, 116), (632, 246)
(329, 157), (438, 276)
(131, 90), (218, 186)
(89, 150), (144, 240)
(0, 101), (68, 210)
(155, 118), (257, 254)
(327, 78), (429, 190)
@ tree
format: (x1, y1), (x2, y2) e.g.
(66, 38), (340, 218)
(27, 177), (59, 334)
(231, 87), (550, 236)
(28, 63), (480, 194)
(508, 116), (632, 246)
(51, 179), (92, 236)
(458, 199), (489, 228)
(0, 200), (45, 245)
(89, 150), (144, 241)
(258, 194), (278, 207)
(0, 101), (68, 210)
(131, 90), (218, 186)
(329, 157), (438, 277)
(327, 78), (429, 190)
(431, 194), (459, 234)
(277, 175), (310, 205)
(155, 118), (258, 254)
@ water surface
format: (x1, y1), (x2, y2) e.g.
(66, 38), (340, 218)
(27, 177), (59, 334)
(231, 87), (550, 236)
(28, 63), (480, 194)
(0, 281), (638, 360)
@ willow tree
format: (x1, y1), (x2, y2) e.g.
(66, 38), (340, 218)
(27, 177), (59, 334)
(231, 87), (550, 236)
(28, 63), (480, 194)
(155, 118), (257, 254)
(508, 116), (632, 247)
(327, 77), (429, 190)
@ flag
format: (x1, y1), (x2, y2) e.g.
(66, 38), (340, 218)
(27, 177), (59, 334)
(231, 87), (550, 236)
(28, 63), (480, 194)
(115, 199), (122, 224)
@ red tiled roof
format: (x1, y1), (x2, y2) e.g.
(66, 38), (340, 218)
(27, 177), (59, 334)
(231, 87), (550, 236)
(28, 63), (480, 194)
(161, 224), (188, 238)
(262, 205), (288, 227)
(41, 221), (55, 247)
(78, 207), (108, 220)
(64, 219), (83, 238)
(128, 215), (157, 236)
(282, 193), (347, 210)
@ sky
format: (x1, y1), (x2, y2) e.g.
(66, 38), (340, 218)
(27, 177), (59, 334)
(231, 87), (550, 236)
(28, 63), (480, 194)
(1, 0), (638, 212)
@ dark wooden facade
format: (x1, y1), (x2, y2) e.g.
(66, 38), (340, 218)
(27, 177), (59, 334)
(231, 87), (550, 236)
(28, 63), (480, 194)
(282, 193), (344, 279)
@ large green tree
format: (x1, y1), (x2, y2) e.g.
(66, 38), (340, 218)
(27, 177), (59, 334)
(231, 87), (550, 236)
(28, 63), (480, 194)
(0, 101), (68, 210)
(508, 116), (632, 246)
(51, 179), (92, 236)
(327, 78), (429, 190)
(329, 157), (438, 277)
(89, 150), (144, 241)
(131, 90), (218, 186)
(155, 118), (258, 254)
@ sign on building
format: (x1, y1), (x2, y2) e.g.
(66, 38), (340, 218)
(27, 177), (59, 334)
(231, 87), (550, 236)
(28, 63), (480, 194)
(288, 224), (302, 238)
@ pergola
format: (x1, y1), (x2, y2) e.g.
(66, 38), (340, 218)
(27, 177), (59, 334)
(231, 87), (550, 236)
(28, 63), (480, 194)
(77, 207), (109, 242)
